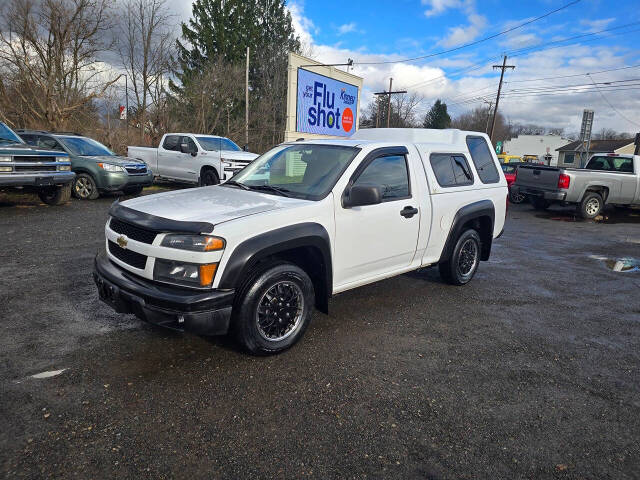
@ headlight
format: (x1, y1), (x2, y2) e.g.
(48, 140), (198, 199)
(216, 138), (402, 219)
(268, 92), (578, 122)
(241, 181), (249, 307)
(56, 156), (68, 162)
(0, 156), (11, 162)
(221, 161), (232, 167)
(98, 163), (125, 173)
(154, 259), (218, 288)
(160, 234), (225, 252)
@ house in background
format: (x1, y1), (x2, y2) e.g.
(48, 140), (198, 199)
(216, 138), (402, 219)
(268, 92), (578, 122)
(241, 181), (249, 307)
(502, 134), (570, 166)
(556, 139), (635, 167)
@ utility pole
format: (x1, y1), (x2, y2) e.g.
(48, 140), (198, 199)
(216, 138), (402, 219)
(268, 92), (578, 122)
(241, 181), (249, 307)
(373, 78), (407, 128)
(489, 55), (514, 143)
(245, 46), (250, 150)
(125, 74), (129, 138)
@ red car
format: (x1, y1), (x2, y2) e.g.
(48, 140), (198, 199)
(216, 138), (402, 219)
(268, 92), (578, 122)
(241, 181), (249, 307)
(501, 163), (526, 204)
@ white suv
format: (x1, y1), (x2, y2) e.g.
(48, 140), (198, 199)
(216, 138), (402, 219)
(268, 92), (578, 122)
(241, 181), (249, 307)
(94, 128), (508, 354)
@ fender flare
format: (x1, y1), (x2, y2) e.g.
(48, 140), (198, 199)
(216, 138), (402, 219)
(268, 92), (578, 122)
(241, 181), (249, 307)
(218, 222), (332, 313)
(439, 200), (495, 263)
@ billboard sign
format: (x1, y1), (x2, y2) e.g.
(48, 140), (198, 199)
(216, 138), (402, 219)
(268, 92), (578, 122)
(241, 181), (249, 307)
(296, 68), (358, 137)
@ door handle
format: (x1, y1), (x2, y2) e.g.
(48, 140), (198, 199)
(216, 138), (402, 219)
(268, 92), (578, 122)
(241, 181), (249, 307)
(400, 206), (418, 218)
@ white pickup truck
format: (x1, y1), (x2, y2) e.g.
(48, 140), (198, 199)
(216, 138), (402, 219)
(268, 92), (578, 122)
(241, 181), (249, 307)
(94, 128), (508, 354)
(128, 133), (259, 186)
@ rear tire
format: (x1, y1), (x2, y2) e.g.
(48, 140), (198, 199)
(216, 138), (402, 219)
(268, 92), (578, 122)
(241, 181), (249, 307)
(530, 196), (550, 210)
(200, 169), (220, 186)
(73, 173), (99, 200)
(579, 192), (603, 219)
(509, 188), (526, 204)
(439, 229), (481, 286)
(38, 184), (71, 205)
(232, 262), (314, 355)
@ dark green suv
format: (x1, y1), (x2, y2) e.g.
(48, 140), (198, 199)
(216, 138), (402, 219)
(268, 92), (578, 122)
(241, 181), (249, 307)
(18, 130), (153, 200)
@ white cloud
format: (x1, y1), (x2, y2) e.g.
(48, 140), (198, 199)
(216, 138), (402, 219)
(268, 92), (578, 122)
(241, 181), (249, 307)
(337, 22), (358, 35)
(422, 0), (466, 17)
(439, 13), (487, 47)
(580, 18), (616, 33)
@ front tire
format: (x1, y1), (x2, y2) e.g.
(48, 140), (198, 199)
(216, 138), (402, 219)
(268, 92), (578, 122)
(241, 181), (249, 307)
(579, 192), (603, 219)
(38, 184), (71, 205)
(233, 263), (314, 355)
(439, 229), (481, 286)
(73, 173), (99, 200)
(200, 169), (220, 186)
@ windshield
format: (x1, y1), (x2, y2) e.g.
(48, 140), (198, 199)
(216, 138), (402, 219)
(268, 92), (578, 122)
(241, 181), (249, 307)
(58, 136), (114, 156)
(229, 144), (360, 200)
(0, 123), (24, 145)
(195, 136), (242, 152)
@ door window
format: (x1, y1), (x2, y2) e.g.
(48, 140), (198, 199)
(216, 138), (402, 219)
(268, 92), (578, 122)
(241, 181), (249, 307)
(181, 136), (198, 153)
(430, 153), (474, 187)
(162, 135), (180, 151)
(352, 155), (410, 201)
(466, 136), (500, 184)
(38, 136), (65, 151)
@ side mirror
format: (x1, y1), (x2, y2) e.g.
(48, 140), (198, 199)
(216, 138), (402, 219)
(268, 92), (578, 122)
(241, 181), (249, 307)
(343, 184), (383, 208)
(180, 143), (190, 154)
(243, 145), (248, 152)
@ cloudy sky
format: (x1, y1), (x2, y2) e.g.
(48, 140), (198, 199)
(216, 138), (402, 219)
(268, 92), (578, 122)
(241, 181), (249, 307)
(168, 0), (640, 135)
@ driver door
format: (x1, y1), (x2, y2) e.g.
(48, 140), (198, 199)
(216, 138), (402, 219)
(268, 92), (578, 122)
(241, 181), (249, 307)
(333, 150), (420, 288)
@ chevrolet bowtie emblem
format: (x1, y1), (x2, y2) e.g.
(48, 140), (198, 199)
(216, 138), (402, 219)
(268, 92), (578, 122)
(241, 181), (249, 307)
(116, 235), (128, 249)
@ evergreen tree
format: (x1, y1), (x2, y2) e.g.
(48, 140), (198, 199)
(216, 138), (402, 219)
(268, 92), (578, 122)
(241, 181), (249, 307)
(423, 99), (451, 129)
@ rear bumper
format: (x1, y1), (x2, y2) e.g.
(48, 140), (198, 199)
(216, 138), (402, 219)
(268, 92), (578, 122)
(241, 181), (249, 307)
(93, 252), (234, 335)
(512, 185), (566, 201)
(0, 172), (75, 187)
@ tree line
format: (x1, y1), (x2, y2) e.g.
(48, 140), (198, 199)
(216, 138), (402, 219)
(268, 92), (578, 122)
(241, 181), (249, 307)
(0, 0), (299, 154)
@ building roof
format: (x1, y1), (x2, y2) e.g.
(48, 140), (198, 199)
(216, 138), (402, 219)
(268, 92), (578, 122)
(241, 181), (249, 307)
(556, 139), (633, 152)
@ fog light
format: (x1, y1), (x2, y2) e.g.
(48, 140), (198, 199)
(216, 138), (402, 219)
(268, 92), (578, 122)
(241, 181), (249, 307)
(57, 165), (71, 171)
(0, 166), (12, 172)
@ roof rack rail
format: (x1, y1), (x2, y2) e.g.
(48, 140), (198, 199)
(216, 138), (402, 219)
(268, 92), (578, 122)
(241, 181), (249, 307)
(15, 129), (50, 134)
(53, 131), (83, 136)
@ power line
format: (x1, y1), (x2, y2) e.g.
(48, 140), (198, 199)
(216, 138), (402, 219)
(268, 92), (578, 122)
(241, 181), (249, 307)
(353, 0), (581, 65)
(504, 64), (640, 84)
(401, 22), (640, 92)
(585, 74), (640, 128)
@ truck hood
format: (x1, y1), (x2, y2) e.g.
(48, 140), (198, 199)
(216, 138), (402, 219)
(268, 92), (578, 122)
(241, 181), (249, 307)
(119, 185), (309, 228)
(220, 151), (259, 161)
(82, 155), (145, 165)
(0, 144), (68, 157)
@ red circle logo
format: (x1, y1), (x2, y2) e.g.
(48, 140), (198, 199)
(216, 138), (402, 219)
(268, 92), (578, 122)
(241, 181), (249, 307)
(342, 107), (354, 132)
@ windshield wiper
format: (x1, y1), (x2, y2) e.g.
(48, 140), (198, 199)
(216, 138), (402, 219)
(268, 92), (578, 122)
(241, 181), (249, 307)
(247, 184), (291, 197)
(222, 180), (250, 190)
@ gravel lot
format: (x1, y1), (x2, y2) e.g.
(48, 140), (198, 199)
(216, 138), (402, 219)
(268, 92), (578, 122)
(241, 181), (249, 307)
(1, 188), (639, 479)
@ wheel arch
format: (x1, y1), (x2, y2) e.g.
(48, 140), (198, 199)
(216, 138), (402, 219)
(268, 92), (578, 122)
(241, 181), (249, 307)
(581, 184), (609, 203)
(218, 223), (332, 314)
(200, 164), (221, 179)
(439, 200), (495, 263)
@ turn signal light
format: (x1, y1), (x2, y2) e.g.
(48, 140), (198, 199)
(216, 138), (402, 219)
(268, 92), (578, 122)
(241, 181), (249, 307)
(203, 237), (225, 251)
(199, 263), (218, 287)
(558, 173), (570, 189)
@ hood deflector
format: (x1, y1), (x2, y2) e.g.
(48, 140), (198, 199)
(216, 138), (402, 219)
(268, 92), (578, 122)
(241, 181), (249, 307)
(109, 200), (215, 234)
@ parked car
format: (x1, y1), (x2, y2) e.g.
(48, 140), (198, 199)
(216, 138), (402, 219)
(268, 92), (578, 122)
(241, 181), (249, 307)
(93, 128), (508, 354)
(18, 130), (153, 200)
(0, 122), (74, 205)
(128, 134), (259, 186)
(497, 154), (522, 164)
(501, 163), (527, 204)
(513, 153), (640, 219)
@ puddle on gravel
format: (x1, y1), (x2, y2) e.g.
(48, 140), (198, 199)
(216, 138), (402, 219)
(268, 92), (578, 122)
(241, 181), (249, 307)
(590, 255), (640, 272)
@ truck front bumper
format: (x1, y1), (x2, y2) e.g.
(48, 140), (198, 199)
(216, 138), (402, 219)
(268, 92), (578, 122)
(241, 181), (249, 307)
(0, 171), (75, 188)
(98, 171), (154, 192)
(512, 185), (566, 202)
(93, 252), (234, 336)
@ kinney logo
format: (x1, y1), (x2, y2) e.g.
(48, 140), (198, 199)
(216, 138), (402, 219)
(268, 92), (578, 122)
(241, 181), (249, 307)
(340, 88), (355, 105)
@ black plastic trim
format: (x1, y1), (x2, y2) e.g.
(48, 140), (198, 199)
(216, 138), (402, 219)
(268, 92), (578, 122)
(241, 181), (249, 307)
(218, 222), (332, 313)
(109, 200), (214, 234)
(439, 200), (495, 263)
